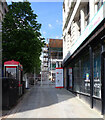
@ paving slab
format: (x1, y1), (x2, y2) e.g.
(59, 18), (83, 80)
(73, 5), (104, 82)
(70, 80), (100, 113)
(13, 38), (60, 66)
(1, 80), (103, 119)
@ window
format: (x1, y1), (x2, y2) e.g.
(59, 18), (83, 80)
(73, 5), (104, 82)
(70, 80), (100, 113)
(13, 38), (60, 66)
(85, 3), (89, 26)
(6, 68), (16, 79)
(81, 52), (90, 94)
(73, 51), (90, 94)
(97, 0), (103, 11)
(73, 60), (80, 92)
(93, 46), (101, 98)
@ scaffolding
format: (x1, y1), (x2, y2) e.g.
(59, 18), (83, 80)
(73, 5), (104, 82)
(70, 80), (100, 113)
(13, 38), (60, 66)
(48, 39), (63, 81)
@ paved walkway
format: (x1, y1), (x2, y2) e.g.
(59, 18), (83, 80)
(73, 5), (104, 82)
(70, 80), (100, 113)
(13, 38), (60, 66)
(2, 80), (103, 119)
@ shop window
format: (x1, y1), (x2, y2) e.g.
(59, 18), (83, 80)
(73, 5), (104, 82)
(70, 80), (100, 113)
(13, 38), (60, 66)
(93, 47), (101, 98)
(73, 60), (80, 92)
(81, 52), (90, 94)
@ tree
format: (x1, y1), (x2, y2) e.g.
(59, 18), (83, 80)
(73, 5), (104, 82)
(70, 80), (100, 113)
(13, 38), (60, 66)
(2, 2), (44, 73)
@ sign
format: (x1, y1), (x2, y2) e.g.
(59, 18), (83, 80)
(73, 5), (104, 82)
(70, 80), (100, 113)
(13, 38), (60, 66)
(56, 68), (63, 88)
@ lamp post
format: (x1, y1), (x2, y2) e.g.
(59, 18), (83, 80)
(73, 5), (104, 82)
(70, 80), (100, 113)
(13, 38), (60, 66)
(41, 63), (43, 86)
(51, 57), (52, 81)
(34, 67), (35, 85)
(41, 48), (43, 86)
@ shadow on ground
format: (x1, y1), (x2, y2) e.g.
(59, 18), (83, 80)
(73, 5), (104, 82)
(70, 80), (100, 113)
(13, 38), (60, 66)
(2, 81), (76, 117)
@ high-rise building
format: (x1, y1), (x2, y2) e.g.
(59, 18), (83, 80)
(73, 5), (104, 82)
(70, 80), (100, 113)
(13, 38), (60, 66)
(63, 0), (105, 115)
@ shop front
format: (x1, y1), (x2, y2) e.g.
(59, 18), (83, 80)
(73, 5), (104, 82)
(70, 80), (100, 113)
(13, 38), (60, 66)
(63, 3), (105, 114)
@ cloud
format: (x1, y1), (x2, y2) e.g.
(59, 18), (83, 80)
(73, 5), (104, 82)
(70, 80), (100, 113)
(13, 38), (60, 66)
(43, 31), (46, 35)
(56, 20), (62, 25)
(48, 24), (52, 28)
(55, 36), (63, 39)
(56, 36), (59, 39)
(60, 36), (63, 39)
(56, 20), (59, 23)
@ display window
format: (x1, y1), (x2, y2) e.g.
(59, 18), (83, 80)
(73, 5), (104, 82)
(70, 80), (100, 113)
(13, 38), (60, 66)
(72, 51), (90, 94)
(93, 47), (101, 98)
(73, 60), (80, 92)
(81, 52), (90, 94)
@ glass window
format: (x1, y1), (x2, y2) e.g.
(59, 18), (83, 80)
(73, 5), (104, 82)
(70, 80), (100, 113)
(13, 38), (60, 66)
(52, 63), (56, 70)
(97, 0), (103, 11)
(93, 47), (101, 98)
(81, 52), (90, 94)
(6, 68), (16, 79)
(73, 60), (80, 92)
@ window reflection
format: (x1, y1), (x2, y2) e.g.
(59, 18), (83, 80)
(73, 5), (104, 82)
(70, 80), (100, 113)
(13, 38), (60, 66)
(6, 68), (16, 79)
(93, 47), (101, 98)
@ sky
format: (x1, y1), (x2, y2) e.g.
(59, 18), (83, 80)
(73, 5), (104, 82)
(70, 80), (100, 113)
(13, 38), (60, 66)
(30, 2), (63, 43)
(7, 1), (63, 43)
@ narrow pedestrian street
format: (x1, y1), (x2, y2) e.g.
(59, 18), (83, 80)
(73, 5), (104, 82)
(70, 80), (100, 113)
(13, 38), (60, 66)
(2, 80), (103, 119)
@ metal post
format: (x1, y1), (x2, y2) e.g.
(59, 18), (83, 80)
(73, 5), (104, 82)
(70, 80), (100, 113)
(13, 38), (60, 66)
(89, 46), (93, 108)
(34, 67), (35, 85)
(41, 48), (43, 86)
(51, 57), (52, 81)
(41, 64), (42, 86)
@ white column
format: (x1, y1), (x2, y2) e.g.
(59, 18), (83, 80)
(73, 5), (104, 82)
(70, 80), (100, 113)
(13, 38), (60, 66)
(89, 0), (95, 22)
(80, 8), (85, 34)
(95, 3), (98, 14)
(63, 9), (65, 28)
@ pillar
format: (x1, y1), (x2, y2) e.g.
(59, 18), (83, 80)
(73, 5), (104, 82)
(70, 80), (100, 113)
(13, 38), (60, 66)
(80, 7), (85, 34)
(89, 0), (95, 22)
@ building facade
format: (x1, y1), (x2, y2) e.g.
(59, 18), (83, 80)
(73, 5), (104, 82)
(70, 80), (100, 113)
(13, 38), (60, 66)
(41, 43), (49, 81)
(0, 0), (8, 80)
(63, 0), (105, 115)
(48, 39), (63, 81)
(0, 0), (8, 22)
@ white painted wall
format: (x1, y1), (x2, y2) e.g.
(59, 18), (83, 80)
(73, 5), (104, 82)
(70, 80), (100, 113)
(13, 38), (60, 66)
(63, 0), (104, 60)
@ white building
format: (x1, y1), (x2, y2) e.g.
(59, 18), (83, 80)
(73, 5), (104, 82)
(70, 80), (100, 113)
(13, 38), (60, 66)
(0, 0), (8, 22)
(63, 0), (105, 115)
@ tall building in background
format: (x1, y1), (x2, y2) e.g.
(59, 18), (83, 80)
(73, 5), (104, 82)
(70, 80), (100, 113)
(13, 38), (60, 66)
(63, 0), (105, 115)
(48, 39), (63, 81)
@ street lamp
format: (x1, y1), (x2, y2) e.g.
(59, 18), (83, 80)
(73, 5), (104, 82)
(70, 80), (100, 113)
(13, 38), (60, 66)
(41, 63), (43, 86)
(51, 57), (52, 81)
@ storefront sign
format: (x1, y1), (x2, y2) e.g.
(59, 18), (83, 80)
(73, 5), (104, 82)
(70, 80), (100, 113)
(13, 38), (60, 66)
(56, 68), (63, 88)
(70, 3), (105, 56)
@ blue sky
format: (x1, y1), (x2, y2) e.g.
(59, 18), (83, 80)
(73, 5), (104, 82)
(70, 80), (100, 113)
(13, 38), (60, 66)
(30, 2), (63, 43)
(7, 1), (63, 43)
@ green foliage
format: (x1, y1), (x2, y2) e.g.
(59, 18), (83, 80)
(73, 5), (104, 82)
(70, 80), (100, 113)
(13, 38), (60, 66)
(2, 2), (45, 73)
